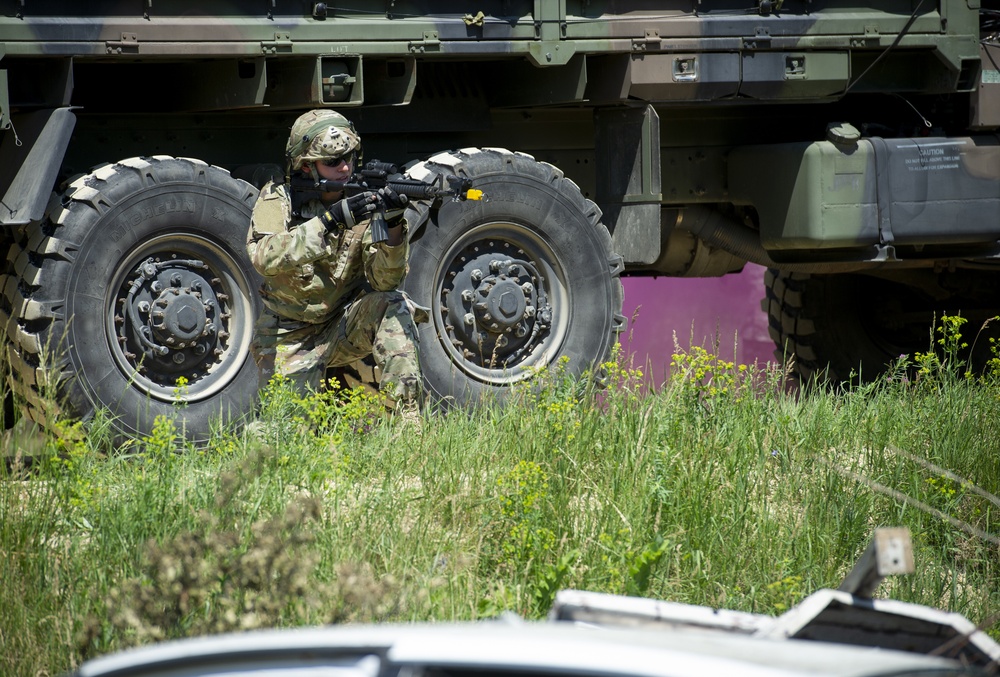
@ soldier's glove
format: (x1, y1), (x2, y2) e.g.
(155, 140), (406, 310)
(378, 185), (409, 211)
(320, 191), (378, 231)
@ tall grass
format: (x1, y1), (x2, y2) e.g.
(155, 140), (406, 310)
(1, 322), (998, 677)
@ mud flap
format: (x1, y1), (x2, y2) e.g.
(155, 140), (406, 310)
(595, 104), (662, 266)
(0, 107), (76, 226)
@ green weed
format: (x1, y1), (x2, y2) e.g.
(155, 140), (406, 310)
(2, 322), (999, 677)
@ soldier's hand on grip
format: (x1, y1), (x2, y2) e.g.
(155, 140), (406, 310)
(378, 185), (409, 210)
(321, 191), (378, 230)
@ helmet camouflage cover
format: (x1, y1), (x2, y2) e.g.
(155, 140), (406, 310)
(286, 109), (360, 171)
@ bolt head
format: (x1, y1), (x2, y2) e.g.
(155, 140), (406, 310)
(498, 291), (518, 318)
(176, 306), (199, 333)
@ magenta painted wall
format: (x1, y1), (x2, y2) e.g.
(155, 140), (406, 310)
(619, 264), (776, 385)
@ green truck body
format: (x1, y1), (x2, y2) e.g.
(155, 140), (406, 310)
(0, 1), (997, 437)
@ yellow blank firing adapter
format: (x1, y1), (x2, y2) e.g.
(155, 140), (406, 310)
(465, 188), (485, 201)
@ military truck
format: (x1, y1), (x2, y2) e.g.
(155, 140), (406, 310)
(0, 1), (997, 439)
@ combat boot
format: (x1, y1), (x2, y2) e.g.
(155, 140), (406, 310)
(393, 398), (423, 432)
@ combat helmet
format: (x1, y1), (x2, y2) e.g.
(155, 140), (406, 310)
(285, 109), (360, 173)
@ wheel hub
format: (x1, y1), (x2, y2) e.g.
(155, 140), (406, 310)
(477, 275), (526, 330)
(116, 256), (231, 384)
(443, 248), (550, 368)
(150, 289), (208, 345)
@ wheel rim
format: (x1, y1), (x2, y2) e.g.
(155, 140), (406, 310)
(105, 232), (254, 404)
(433, 221), (570, 385)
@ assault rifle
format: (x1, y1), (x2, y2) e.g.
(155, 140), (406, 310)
(289, 160), (485, 243)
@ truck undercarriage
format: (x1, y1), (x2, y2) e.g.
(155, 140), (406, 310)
(0, 1), (997, 437)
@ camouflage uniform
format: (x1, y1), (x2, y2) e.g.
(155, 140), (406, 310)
(247, 111), (422, 409)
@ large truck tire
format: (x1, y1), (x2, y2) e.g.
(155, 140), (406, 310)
(763, 269), (928, 384)
(2, 156), (261, 441)
(401, 148), (625, 406)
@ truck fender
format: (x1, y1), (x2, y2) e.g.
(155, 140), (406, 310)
(0, 107), (76, 226)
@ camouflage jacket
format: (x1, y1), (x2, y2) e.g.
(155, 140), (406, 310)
(247, 181), (409, 323)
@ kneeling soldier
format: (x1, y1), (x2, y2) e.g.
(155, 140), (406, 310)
(247, 109), (423, 420)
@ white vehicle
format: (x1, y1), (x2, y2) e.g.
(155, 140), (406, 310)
(69, 530), (998, 677)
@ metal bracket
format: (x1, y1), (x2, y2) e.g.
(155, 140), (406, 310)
(0, 70), (9, 131)
(851, 25), (881, 47)
(527, 42), (576, 66)
(106, 33), (139, 55)
(837, 527), (915, 598)
(743, 27), (771, 49)
(632, 30), (661, 52)
(0, 44), (7, 131)
(408, 32), (440, 53)
(261, 33), (292, 54)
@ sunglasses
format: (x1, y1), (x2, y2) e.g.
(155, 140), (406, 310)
(320, 152), (356, 167)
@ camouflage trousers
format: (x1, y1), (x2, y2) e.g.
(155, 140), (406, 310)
(251, 290), (422, 407)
